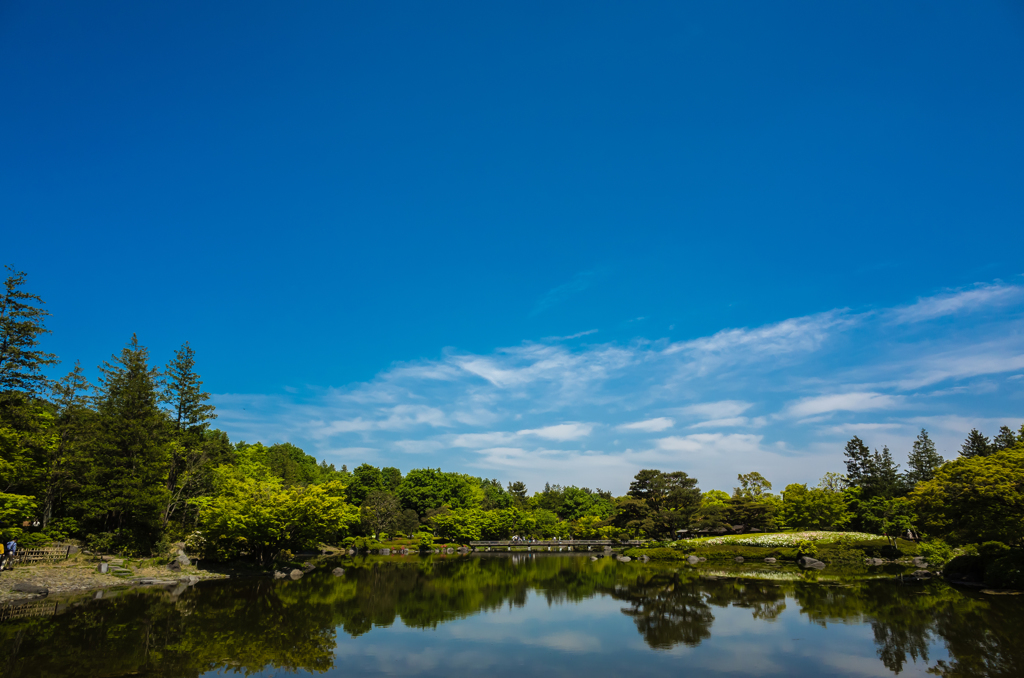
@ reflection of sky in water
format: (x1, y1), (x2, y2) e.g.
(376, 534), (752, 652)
(217, 589), (949, 678)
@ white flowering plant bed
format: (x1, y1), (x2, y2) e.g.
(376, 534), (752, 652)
(695, 531), (882, 548)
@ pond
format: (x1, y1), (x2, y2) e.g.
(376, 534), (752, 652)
(1, 553), (1020, 677)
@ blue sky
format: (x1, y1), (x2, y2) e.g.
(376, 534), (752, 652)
(4, 2), (1023, 494)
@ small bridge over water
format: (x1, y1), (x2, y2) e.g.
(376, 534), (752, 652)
(469, 540), (642, 552)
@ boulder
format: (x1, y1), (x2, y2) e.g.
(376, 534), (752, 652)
(381, 548), (391, 555)
(97, 562), (109, 574)
(797, 556), (826, 570)
(698, 557), (707, 562)
(865, 558), (886, 566)
(616, 555), (631, 562)
(639, 554), (650, 562)
(176, 554), (191, 567)
(302, 562), (316, 572)
(734, 557), (744, 563)
(346, 549), (355, 555)
(186, 576), (201, 584)
(273, 571), (287, 579)
(913, 569), (933, 578)
(764, 557), (776, 563)
(166, 561), (181, 572)
(12, 582), (48, 596)
(68, 545), (80, 555)
(332, 567), (345, 577)
(289, 569), (303, 580)
(686, 555), (700, 564)
(590, 556), (598, 561)
(446, 548), (454, 554)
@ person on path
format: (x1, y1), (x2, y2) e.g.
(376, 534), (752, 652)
(0, 538), (5, 571)
(4, 537), (16, 569)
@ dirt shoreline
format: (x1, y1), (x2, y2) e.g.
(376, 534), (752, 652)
(0, 556), (234, 604)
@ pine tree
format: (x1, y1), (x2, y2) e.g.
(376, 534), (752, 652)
(84, 334), (171, 551)
(844, 436), (874, 488)
(42, 362), (93, 528)
(0, 266), (58, 398)
(960, 428), (991, 458)
(905, 428), (943, 486)
(161, 342), (217, 526)
(992, 425), (1019, 451)
(871, 446), (903, 498)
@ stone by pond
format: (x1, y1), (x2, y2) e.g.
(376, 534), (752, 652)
(0, 553), (1020, 677)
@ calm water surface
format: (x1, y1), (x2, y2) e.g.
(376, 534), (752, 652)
(1, 553), (1020, 677)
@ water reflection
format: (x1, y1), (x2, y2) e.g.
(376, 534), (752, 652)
(0, 554), (1020, 677)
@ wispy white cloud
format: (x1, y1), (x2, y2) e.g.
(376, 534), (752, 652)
(212, 279), (1024, 493)
(786, 392), (904, 418)
(517, 422), (593, 441)
(889, 282), (1023, 324)
(676, 401), (753, 419)
(617, 417), (674, 432)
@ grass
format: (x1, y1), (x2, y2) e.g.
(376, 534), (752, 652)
(693, 531), (883, 547)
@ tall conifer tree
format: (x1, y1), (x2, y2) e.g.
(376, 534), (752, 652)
(992, 425), (1019, 451)
(42, 362), (92, 528)
(960, 428), (991, 458)
(905, 429), (943, 486)
(0, 266), (58, 398)
(161, 342), (217, 525)
(85, 334), (171, 550)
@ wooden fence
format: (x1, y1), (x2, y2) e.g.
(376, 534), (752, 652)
(8, 546), (72, 564)
(0, 600), (58, 622)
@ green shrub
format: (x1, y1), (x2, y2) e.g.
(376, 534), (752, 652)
(979, 541), (1011, 559)
(797, 540), (818, 558)
(984, 551), (1024, 590)
(919, 539), (954, 567)
(944, 555), (986, 581)
(19, 533), (50, 548)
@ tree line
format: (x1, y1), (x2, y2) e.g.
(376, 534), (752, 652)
(1, 266), (1021, 560)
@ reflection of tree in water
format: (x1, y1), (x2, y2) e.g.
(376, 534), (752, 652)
(604, 570), (714, 649)
(3, 558), (1024, 677)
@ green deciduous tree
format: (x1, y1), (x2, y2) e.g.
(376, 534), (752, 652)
(194, 473), (358, 564)
(360, 490), (401, 540)
(910, 447), (1024, 546)
(781, 483), (852, 530)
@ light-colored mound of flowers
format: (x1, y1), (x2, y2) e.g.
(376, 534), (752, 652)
(696, 531), (882, 548)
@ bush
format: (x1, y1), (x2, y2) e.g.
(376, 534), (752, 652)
(919, 539), (954, 567)
(944, 555), (986, 582)
(797, 540), (818, 558)
(19, 533), (50, 548)
(985, 551), (1024, 590)
(979, 541), (1011, 559)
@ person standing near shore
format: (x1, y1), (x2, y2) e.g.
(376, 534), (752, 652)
(4, 538), (15, 569)
(0, 538), (5, 571)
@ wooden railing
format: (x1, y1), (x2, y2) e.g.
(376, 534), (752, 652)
(8, 545), (72, 564)
(470, 540), (613, 546)
(0, 600), (58, 621)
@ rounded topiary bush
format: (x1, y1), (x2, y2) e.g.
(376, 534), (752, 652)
(984, 551), (1024, 590)
(943, 555), (987, 582)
